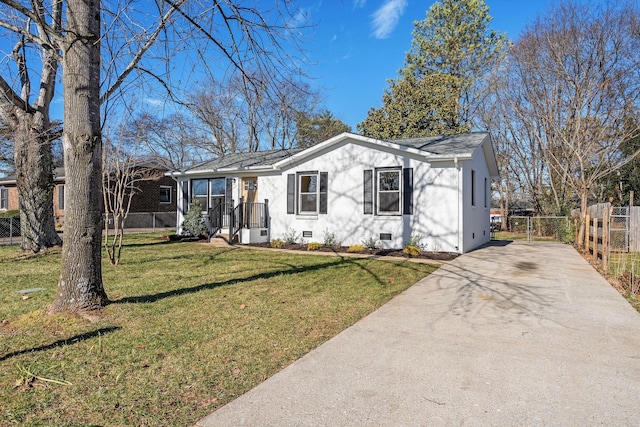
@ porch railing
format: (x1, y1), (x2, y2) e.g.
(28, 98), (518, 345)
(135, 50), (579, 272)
(208, 201), (233, 240)
(209, 199), (269, 242)
(242, 201), (269, 229)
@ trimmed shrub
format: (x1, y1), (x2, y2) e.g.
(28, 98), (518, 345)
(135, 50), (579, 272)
(0, 210), (19, 218)
(307, 242), (322, 251)
(402, 245), (421, 257)
(270, 239), (284, 249)
(347, 244), (366, 253)
(181, 200), (207, 237)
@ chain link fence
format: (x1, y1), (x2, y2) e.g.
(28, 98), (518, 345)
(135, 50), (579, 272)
(1, 212), (176, 246)
(506, 216), (574, 243)
(584, 203), (638, 297)
(0, 216), (20, 245)
(610, 206), (629, 253)
(104, 212), (176, 231)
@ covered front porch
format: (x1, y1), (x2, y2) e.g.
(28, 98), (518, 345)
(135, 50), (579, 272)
(207, 198), (270, 244)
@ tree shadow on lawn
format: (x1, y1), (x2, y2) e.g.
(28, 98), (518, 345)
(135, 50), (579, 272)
(0, 326), (121, 362)
(111, 255), (421, 305)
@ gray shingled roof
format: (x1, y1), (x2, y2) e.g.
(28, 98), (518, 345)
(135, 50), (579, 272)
(389, 132), (488, 156)
(0, 166), (65, 185)
(188, 148), (304, 172)
(181, 132), (489, 174)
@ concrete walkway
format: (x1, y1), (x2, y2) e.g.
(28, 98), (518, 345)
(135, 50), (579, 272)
(197, 241), (640, 426)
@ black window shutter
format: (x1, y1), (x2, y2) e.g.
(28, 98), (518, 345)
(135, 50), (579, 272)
(286, 174), (295, 214)
(319, 172), (328, 214)
(182, 182), (189, 213)
(403, 168), (413, 215)
(363, 169), (373, 215)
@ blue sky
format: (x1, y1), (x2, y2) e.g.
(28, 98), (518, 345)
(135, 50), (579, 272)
(304, 0), (557, 130)
(0, 0), (559, 131)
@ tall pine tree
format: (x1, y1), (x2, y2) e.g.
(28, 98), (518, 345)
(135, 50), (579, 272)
(358, 0), (507, 138)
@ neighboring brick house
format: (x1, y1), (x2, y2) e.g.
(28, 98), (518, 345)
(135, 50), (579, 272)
(0, 165), (177, 224)
(0, 167), (65, 214)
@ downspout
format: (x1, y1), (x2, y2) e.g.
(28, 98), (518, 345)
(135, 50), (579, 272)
(167, 172), (184, 235)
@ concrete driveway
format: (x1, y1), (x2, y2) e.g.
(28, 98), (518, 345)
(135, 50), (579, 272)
(197, 241), (640, 426)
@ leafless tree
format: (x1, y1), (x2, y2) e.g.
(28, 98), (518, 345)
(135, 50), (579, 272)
(0, 0), (309, 312)
(190, 70), (319, 154)
(129, 112), (208, 171)
(487, 1), (640, 244)
(102, 130), (162, 266)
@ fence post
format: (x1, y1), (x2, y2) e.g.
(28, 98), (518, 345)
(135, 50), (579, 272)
(9, 217), (13, 245)
(585, 214), (590, 252)
(602, 208), (609, 272)
(153, 213), (156, 232)
(592, 216), (598, 257)
(527, 217), (532, 242)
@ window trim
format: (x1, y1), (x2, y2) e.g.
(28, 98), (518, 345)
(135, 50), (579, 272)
(298, 171), (319, 215)
(0, 187), (8, 210)
(159, 185), (172, 204)
(376, 168), (402, 216)
(287, 172), (328, 216)
(191, 179), (209, 211)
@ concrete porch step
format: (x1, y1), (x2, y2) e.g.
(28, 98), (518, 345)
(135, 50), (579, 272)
(209, 233), (237, 246)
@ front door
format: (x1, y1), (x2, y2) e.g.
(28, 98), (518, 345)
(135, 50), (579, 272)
(242, 177), (258, 204)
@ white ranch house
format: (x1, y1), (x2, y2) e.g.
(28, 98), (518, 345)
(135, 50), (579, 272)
(167, 132), (499, 254)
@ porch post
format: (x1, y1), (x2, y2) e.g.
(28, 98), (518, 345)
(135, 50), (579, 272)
(264, 199), (269, 229)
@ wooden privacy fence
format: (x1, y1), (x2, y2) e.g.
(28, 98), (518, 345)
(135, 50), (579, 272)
(630, 207), (640, 252)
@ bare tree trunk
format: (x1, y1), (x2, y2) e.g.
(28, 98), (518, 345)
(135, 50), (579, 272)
(14, 110), (61, 252)
(52, 0), (108, 311)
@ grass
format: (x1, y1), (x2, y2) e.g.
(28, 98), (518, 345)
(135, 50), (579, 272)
(492, 231), (572, 243)
(0, 233), (438, 426)
(609, 252), (640, 311)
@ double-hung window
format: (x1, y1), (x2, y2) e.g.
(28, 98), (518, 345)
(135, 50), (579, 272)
(0, 187), (7, 210)
(377, 169), (401, 215)
(363, 167), (413, 216)
(286, 172), (328, 215)
(192, 179), (209, 211)
(159, 186), (172, 204)
(298, 173), (318, 214)
(57, 185), (65, 210)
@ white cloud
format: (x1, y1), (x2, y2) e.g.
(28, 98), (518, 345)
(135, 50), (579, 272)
(371, 0), (407, 39)
(145, 98), (164, 107)
(353, 0), (366, 9)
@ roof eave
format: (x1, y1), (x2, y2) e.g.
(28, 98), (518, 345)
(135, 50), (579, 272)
(271, 132), (429, 169)
(166, 165), (278, 178)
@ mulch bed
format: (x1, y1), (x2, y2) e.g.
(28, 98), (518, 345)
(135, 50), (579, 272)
(246, 242), (458, 261)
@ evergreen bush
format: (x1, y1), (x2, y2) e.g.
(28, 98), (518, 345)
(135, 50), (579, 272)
(181, 200), (207, 237)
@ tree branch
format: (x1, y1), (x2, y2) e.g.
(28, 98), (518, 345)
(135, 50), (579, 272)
(0, 74), (33, 114)
(100, 0), (186, 104)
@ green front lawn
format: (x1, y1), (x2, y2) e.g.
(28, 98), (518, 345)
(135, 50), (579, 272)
(0, 234), (438, 426)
